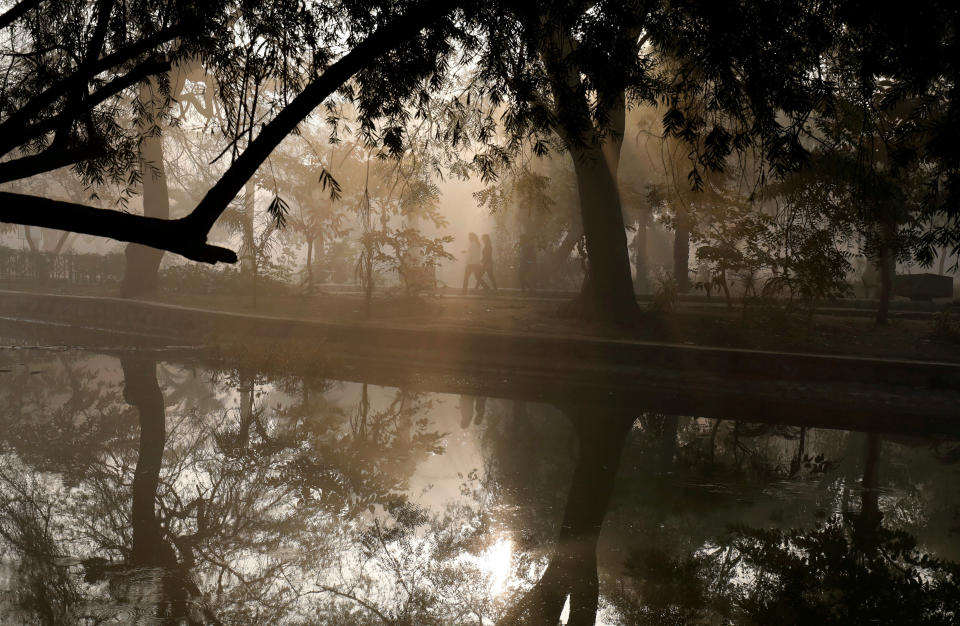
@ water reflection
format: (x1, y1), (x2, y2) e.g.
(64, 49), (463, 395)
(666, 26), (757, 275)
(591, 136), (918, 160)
(0, 344), (959, 624)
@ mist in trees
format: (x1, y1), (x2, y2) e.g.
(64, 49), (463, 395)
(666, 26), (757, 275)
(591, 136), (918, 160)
(0, 0), (957, 324)
(2, 2), (960, 624)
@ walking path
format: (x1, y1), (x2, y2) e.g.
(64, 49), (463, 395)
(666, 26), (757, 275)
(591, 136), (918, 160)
(1, 288), (958, 431)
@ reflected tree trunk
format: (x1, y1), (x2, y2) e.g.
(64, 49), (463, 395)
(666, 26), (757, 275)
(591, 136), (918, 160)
(860, 433), (882, 529)
(119, 355), (211, 623)
(237, 369), (255, 448)
(121, 355), (175, 567)
(657, 414), (679, 471)
(790, 426), (807, 477)
(499, 409), (634, 625)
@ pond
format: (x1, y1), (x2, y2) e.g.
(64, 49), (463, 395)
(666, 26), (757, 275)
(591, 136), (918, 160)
(0, 338), (958, 625)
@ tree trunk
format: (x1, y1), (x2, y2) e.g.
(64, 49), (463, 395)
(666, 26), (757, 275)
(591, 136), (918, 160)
(673, 220), (690, 294)
(305, 237), (314, 293)
(876, 218), (896, 325)
(539, 20), (637, 326)
(720, 269), (732, 309)
(241, 180), (256, 307)
(237, 371), (255, 448)
(568, 144), (638, 325)
(632, 212), (648, 294)
(121, 80), (169, 298)
(120, 355), (206, 620)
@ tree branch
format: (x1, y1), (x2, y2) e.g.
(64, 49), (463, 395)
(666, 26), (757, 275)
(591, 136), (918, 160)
(4, 58), (171, 153)
(0, 143), (106, 183)
(0, 0), (45, 31)
(0, 192), (236, 263)
(0, 1), (457, 264)
(0, 27), (181, 151)
(183, 0), (456, 235)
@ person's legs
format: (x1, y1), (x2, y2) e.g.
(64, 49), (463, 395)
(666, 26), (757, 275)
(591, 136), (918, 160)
(462, 265), (471, 293)
(484, 263), (498, 292)
(471, 265), (488, 291)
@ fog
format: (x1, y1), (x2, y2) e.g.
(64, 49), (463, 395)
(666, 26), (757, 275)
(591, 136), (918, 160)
(2, 1), (960, 623)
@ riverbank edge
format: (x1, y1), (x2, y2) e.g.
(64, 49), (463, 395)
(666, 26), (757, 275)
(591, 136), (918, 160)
(1, 288), (958, 390)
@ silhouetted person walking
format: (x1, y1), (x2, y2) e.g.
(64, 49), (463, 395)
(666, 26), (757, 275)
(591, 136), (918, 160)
(462, 232), (487, 293)
(479, 233), (498, 293)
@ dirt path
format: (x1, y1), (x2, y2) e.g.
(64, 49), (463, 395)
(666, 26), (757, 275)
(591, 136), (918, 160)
(3, 283), (959, 363)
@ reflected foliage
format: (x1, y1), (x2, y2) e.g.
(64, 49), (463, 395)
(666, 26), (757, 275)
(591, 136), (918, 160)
(724, 515), (960, 625)
(1, 345), (960, 624)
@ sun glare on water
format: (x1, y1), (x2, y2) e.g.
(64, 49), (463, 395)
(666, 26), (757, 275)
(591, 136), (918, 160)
(480, 536), (514, 595)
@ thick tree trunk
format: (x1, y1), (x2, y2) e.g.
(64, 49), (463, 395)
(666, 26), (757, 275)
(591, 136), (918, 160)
(568, 144), (638, 325)
(539, 20), (637, 326)
(121, 80), (169, 298)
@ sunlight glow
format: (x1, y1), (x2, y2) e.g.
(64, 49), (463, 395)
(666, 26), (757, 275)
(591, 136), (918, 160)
(479, 536), (514, 596)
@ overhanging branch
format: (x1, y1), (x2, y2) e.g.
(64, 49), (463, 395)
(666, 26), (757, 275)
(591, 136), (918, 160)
(0, 0), (45, 31)
(0, 27), (181, 152)
(0, 192), (237, 264)
(4, 58), (171, 154)
(0, 143), (107, 183)
(0, 0), (457, 265)
(184, 0), (455, 234)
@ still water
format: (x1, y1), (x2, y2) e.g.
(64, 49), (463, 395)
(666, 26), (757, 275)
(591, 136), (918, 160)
(0, 341), (958, 625)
